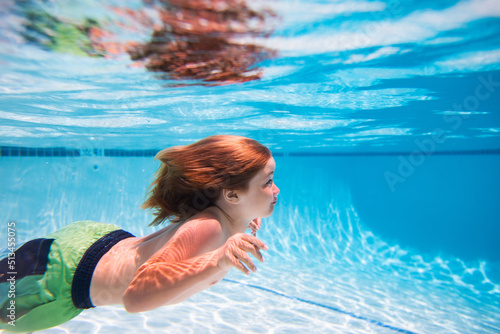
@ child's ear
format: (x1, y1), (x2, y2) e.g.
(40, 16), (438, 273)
(222, 189), (240, 204)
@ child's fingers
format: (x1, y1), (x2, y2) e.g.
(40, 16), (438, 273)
(238, 235), (266, 263)
(244, 234), (268, 251)
(220, 233), (268, 274)
(237, 244), (264, 263)
(230, 248), (257, 274)
(253, 218), (261, 230)
(230, 252), (252, 274)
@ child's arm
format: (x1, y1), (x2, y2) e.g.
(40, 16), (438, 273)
(122, 220), (267, 313)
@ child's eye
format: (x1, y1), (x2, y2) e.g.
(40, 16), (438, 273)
(266, 179), (273, 186)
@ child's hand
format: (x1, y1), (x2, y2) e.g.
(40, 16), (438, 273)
(216, 233), (268, 275)
(248, 218), (261, 236)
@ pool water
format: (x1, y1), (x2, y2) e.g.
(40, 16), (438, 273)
(1, 0), (500, 333)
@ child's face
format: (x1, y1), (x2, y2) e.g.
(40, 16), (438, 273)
(238, 157), (280, 220)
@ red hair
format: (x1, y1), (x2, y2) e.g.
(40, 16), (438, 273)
(142, 135), (272, 225)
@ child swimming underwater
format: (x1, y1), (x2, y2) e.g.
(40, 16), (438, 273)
(0, 135), (279, 332)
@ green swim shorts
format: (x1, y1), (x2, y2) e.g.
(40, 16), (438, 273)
(0, 221), (134, 333)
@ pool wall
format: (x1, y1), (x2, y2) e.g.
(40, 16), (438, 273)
(1, 149), (499, 261)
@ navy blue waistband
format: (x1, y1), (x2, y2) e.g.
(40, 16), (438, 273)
(71, 229), (135, 309)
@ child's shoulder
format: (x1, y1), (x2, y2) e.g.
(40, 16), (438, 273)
(179, 209), (224, 235)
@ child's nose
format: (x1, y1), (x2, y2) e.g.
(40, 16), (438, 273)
(273, 184), (280, 196)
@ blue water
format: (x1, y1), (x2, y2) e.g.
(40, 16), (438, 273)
(1, 0), (500, 333)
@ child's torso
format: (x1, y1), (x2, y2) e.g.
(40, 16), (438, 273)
(89, 208), (227, 306)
